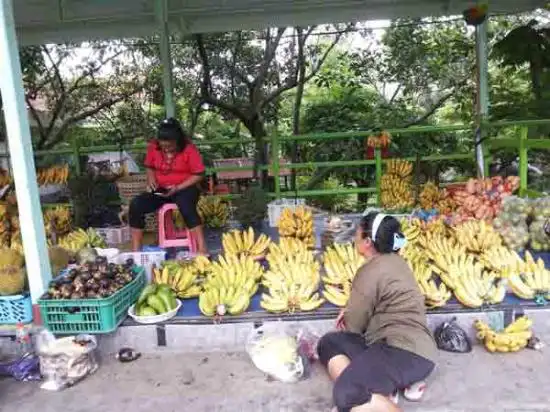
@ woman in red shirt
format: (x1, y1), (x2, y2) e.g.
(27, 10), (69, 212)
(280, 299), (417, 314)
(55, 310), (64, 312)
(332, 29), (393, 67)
(129, 118), (207, 254)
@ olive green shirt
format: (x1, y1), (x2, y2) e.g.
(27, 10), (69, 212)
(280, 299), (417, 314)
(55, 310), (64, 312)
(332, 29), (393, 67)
(344, 253), (438, 363)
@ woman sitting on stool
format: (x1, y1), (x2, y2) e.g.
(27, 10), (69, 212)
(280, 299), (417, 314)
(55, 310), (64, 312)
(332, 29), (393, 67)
(317, 212), (437, 412)
(129, 118), (208, 255)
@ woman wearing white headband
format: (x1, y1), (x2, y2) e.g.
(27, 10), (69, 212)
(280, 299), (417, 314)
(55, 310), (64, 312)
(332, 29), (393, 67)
(318, 212), (437, 412)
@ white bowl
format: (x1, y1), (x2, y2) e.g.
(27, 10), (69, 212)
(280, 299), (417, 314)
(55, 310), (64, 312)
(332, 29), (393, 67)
(128, 299), (182, 324)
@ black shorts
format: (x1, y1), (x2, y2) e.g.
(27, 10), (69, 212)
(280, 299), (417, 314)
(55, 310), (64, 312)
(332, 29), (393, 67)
(317, 331), (435, 412)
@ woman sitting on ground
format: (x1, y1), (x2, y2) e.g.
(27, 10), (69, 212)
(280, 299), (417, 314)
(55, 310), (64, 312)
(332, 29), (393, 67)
(317, 212), (437, 412)
(129, 118), (207, 254)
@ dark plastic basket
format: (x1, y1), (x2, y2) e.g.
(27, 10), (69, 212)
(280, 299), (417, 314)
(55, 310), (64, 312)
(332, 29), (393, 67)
(38, 267), (145, 334)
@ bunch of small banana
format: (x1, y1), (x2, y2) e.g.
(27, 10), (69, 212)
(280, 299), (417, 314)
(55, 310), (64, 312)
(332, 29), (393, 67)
(380, 174), (415, 210)
(322, 243), (364, 286)
(440, 258), (505, 307)
(153, 261), (202, 299)
(267, 241), (318, 272)
(268, 237), (310, 257)
(400, 219), (422, 243)
(386, 159), (413, 179)
(58, 228), (107, 252)
(37, 164), (70, 186)
(321, 243), (365, 307)
(479, 245), (523, 273)
(192, 255), (212, 276)
(203, 254), (263, 297)
(261, 281), (324, 313)
(198, 286), (251, 317)
(505, 251), (550, 300)
(198, 196), (230, 228)
(422, 234), (467, 276)
(222, 227), (271, 258)
(410, 261), (452, 308)
(277, 206), (315, 247)
(43, 206), (72, 236)
(264, 257), (321, 290)
(452, 220), (502, 253)
(475, 317), (533, 353)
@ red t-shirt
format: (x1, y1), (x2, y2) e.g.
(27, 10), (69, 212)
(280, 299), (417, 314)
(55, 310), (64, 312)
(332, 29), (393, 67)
(144, 140), (205, 188)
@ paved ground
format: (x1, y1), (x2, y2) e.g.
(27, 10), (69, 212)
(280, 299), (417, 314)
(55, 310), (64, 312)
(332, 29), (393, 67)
(2, 345), (550, 412)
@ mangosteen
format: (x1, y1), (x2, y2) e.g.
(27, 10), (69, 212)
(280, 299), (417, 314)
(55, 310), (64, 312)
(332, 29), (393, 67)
(86, 290), (99, 299)
(68, 258), (77, 265)
(80, 271), (92, 281)
(42, 293), (51, 300)
(108, 285), (119, 294)
(125, 258), (134, 266)
(93, 271), (103, 281)
(99, 279), (110, 289)
(70, 292), (84, 300)
(60, 284), (73, 299)
(98, 288), (109, 298)
(85, 262), (94, 271)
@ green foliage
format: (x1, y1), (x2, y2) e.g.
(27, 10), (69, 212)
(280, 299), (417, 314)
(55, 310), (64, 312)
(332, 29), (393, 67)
(296, 173), (350, 212)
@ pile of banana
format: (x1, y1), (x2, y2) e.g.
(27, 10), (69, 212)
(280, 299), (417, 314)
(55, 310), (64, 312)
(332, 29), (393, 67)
(409, 260), (452, 308)
(419, 182), (456, 214)
(479, 245), (523, 272)
(198, 196), (230, 228)
(37, 164), (70, 186)
(58, 228), (107, 252)
(0, 204), (11, 247)
(475, 317), (533, 353)
(43, 206), (72, 236)
(452, 220), (502, 253)
(266, 238), (317, 272)
(264, 254), (320, 291)
(268, 237), (310, 257)
(322, 243), (365, 307)
(380, 160), (414, 211)
(152, 261), (202, 299)
(504, 251), (550, 300)
(199, 286), (251, 317)
(222, 228), (271, 258)
(261, 282), (325, 313)
(277, 206), (315, 248)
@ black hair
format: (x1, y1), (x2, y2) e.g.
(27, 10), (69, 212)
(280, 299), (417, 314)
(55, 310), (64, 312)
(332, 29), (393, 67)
(157, 118), (189, 152)
(359, 212), (404, 254)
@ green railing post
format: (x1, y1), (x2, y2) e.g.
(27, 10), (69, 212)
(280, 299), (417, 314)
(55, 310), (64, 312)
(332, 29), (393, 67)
(375, 148), (382, 206)
(72, 139), (81, 176)
(519, 127), (528, 197)
(271, 134), (281, 199)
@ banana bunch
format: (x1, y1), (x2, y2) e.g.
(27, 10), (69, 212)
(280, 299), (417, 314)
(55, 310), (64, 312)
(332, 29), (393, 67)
(380, 174), (414, 210)
(222, 227), (271, 258)
(43, 206), (72, 236)
(479, 245), (523, 273)
(203, 254), (263, 297)
(505, 251), (550, 300)
(277, 206), (315, 247)
(263, 259), (321, 292)
(268, 237), (310, 257)
(422, 234), (467, 276)
(198, 286), (251, 317)
(322, 243), (364, 286)
(322, 243), (365, 307)
(261, 281), (324, 313)
(153, 261), (202, 298)
(58, 228), (107, 252)
(419, 181), (440, 210)
(399, 243), (427, 267)
(192, 255), (212, 277)
(452, 220), (502, 253)
(409, 261), (451, 308)
(365, 131), (391, 149)
(37, 164), (70, 186)
(443, 258), (505, 307)
(475, 317), (533, 353)
(198, 196), (230, 228)
(400, 219), (422, 243)
(386, 159), (413, 179)
(0, 169), (12, 187)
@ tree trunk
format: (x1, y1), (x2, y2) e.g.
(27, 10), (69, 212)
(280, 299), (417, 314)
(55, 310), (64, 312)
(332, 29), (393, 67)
(245, 116), (269, 188)
(291, 27), (307, 192)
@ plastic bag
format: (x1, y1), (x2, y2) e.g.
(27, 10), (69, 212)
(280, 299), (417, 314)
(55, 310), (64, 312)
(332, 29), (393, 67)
(36, 329), (99, 391)
(0, 353), (41, 382)
(246, 323), (319, 383)
(434, 317), (472, 353)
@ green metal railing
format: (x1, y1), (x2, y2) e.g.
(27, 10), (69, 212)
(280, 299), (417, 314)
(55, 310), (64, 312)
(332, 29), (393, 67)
(2, 118), (550, 204)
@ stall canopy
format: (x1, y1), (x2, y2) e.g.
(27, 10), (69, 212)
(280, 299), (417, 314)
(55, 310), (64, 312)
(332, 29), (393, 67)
(14, 0), (548, 45)
(1, 0), (547, 304)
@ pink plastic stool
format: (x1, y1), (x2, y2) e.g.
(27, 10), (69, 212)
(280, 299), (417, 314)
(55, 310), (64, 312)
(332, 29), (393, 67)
(157, 203), (197, 251)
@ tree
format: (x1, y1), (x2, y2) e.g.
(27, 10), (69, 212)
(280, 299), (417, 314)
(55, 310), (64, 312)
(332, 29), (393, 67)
(22, 42), (150, 149)
(193, 26), (352, 183)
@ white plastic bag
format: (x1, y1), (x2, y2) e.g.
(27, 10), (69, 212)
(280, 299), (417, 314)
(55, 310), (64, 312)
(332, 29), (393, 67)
(246, 322), (319, 383)
(36, 330), (99, 391)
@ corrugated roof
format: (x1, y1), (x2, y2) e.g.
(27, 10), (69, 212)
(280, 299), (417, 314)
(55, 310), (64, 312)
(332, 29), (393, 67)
(14, 0), (547, 45)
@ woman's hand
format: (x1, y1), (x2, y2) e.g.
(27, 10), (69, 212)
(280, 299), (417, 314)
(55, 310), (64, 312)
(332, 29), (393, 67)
(162, 186), (179, 197)
(146, 170), (158, 192)
(336, 309), (346, 331)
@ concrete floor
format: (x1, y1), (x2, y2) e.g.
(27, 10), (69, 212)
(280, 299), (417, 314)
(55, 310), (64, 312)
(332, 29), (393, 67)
(1, 345), (550, 412)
